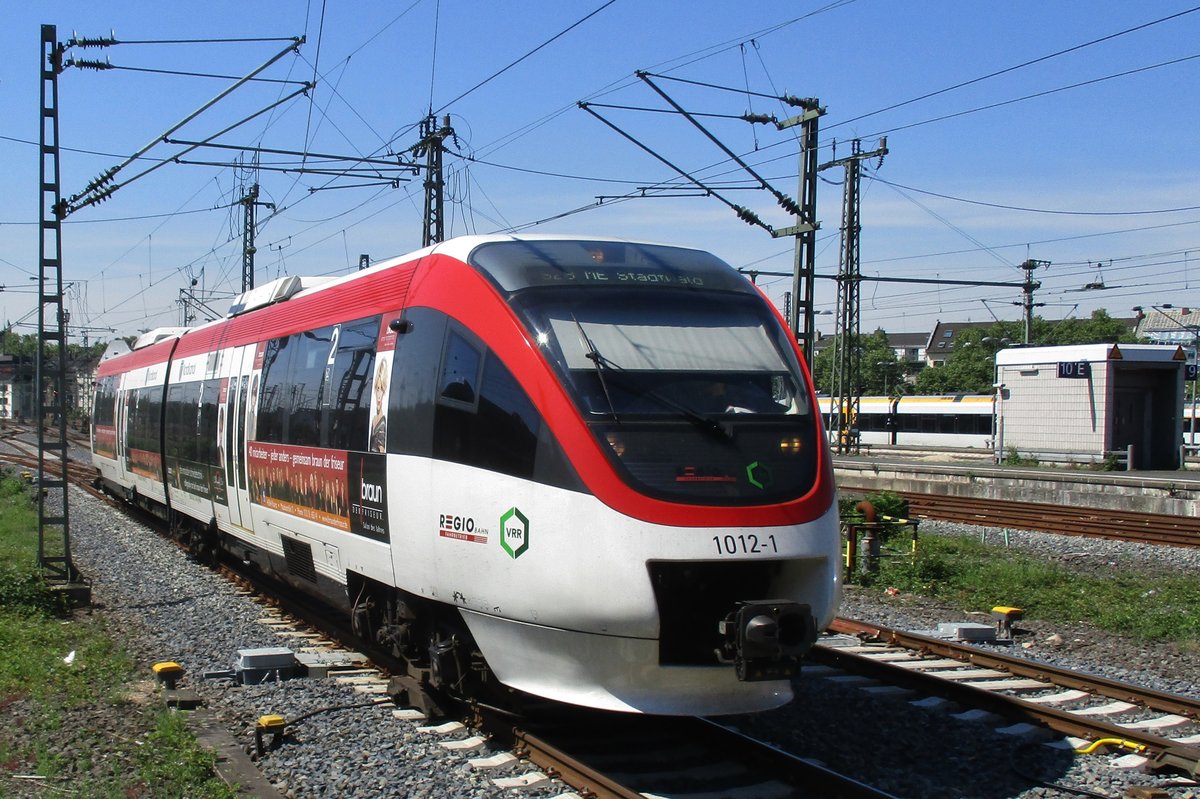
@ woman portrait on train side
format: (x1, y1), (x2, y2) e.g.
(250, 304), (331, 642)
(369, 356), (389, 454)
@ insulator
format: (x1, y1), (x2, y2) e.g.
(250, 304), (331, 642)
(741, 113), (774, 125)
(734, 205), (764, 228)
(67, 57), (112, 71)
(781, 95), (819, 110)
(85, 186), (117, 208)
(69, 33), (118, 48)
(83, 168), (117, 194)
(776, 195), (803, 217)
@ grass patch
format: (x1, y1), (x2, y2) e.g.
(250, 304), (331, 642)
(136, 711), (240, 798)
(858, 533), (1200, 643)
(0, 473), (239, 798)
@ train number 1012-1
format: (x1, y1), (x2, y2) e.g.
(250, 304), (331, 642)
(712, 533), (778, 555)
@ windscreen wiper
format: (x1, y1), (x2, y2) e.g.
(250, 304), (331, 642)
(573, 315), (620, 423)
(572, 317), (729, 440)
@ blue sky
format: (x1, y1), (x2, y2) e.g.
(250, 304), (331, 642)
(2, 2), (1199, 342)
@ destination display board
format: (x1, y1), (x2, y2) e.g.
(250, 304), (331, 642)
(470, 240), (754, 295)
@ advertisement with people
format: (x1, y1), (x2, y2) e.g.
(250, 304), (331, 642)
(246, 441), (388, 542)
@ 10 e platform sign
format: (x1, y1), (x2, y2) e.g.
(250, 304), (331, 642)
(1056, 361), (1091, 379)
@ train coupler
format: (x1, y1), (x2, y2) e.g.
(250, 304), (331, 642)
(718, 600), (817, 682)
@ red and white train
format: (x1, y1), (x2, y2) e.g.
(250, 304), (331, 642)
(92, 235), (841, 715)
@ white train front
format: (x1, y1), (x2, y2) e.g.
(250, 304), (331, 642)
(91, 235), (841, 715)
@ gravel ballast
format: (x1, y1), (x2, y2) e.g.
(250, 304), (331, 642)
(64, 487), (1200, 799)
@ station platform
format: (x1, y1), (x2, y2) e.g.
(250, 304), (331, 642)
(832, 451), (1200, 518)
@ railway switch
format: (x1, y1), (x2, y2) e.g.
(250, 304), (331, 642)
(235, 647), (299, 684)
(201, 647), (300, 684)
(991, 606), (1024, 639)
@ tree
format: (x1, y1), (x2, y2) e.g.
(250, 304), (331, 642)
(0, 329), (38, 357)
(1042, 309), (1135, 346)
(913, 311), (1138, 394)
(913, 325), (998, 394)
(810, 329), (904, 395)
(0, 330), (107, 362)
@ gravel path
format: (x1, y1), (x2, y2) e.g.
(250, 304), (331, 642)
(64, 486), (1200, 799)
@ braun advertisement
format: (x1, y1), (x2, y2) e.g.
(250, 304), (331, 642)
(348, 451), (389, 542)
(246, 441), (389, 543)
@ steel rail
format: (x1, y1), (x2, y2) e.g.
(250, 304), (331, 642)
(820, 618), (1200, 775)
(473, 706), (904, 799)
(510, 727), (645, 799)
(690, 717), (904, 799)
(848, 489), (1200, 547)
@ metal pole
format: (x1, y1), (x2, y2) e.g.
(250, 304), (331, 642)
(37, 24), (84, 598)
(1020, 259), (1048, 344)
(777, 101), (822, 363)
(1192, 333), (1198, 449)
(241, 183), (258, 292)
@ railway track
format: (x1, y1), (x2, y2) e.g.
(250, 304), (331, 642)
(818, 618), (1200, 777)
(897, 492), (1200, 547)
(24, 431), (903, 798)
(22, 426), (1196, 795)
(469, 704), (902, 799)
(209, 533), (910, 798)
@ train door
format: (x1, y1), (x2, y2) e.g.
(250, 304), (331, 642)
(224, 345), (256, 528)
(115, 382), (130, 479)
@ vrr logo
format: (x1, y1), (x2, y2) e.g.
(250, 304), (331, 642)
(499, 506), (529, 559)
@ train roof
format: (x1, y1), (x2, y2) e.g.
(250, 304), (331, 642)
(995, 343), (1187, 365)
(100, 234), (741, 372)
(379, 233), (709, 267)
(131, 327), (187, 349)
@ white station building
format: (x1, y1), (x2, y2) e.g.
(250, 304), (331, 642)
(994, 343), (1189, 470)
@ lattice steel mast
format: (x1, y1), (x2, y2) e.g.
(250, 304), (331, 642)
(37, 24), (83, 592)
(824, 138), (887, 454)
(413, 114), (455, 247)
(774, 101), (823, 364)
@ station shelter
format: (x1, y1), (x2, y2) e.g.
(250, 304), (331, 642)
(993, 343), (1186, 470)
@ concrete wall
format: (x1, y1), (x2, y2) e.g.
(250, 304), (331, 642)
(834, 459), (1200, 517)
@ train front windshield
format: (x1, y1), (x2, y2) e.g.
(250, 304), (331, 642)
(470, 240), (821, 505)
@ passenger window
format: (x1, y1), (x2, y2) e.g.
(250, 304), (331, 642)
(432, 324), (540, 479)
(199, 380), (220, 464)
(387, 308), (445, 459)
(287, 327), (335, 447)
(475, 356), (539, 477)
(256, 327), (336, 447)
(326, 317), (379, 451)
(439, 331), (482, 408)
(257, 337), (292, 444)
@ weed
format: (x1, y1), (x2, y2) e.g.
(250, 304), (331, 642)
(135, 711), (240, 798)
(0, 473), (238, 798)
(1002, 447), (1040, 467)
(868, 533), (1200, 643)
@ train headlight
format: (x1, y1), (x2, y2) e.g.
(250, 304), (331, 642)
(605, 432), (626, 457)
(779, 436), (803, 454)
